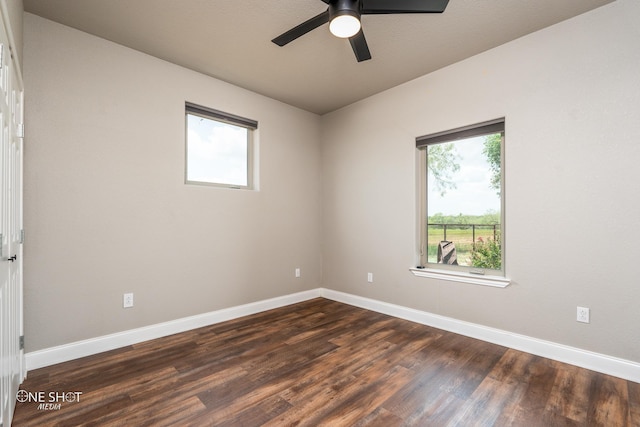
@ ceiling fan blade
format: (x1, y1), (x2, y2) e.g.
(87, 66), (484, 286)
(361, 0), (449, 14)
(349, 30), (372, 62)
(272, 10), (330, 46)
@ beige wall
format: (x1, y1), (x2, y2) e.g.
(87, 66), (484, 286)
(321, 0), (640, 363)
(23, 13), (323, 352)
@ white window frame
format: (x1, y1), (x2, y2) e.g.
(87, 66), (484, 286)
(411, 118), (510, 287)
(185, 102), (257, 189)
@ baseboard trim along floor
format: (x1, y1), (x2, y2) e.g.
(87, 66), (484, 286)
(26, 288), (640, 383)
(25, 289), (319, 371)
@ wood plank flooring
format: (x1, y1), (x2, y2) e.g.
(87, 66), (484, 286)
(12, 298), (640, 426)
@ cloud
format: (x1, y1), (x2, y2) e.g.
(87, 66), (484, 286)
(428, 136), (500, 216)
(187, 115), (248, 186)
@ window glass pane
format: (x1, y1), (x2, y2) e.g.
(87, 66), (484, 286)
(426, 132), (502, 270)
(186, 113), (249, 187)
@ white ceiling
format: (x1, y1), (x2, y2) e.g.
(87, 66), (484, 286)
(24, 0), (614, 115)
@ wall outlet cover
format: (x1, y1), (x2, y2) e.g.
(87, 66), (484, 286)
(577, 306), (590, 323)
(123, 293), (134, 308)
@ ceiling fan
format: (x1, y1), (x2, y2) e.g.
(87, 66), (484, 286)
(272, 0), (450, 62)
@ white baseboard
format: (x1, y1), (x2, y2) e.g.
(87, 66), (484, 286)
(319, 288), (640, 384)
(26, 287), (640, 383)
(26, 289), (322, 371)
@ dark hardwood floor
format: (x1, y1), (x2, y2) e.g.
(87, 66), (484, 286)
(13, 298), (640, 426)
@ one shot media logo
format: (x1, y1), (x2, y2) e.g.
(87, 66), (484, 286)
(16, 389), (83, 411)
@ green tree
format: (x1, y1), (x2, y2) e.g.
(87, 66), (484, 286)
(427, 142), (460, 196)
(428, 211), (500, 225)
(483, 134), (501, 195)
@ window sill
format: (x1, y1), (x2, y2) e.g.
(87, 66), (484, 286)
(410, 267), (511, 288)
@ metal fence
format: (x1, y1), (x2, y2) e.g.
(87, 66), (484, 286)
(427, 223), (501, 266)
(428, 223), (499, 245)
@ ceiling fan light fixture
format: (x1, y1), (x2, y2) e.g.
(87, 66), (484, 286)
(272, 0), (449, 62)
(329, 0), (361, 38)
(329, 13), (361, 38)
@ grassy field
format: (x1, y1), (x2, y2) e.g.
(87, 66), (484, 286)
(427, 225), (499, 266)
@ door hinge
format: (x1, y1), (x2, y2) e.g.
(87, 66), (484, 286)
(20, 229), (25, 244)
(17, 123), (24, 138)
(19, 335), (24, 350)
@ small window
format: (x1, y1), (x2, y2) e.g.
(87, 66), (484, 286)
(416, 119), (505, 277)
(185, 102), (257, 189)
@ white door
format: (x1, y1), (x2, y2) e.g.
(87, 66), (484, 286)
(0, 10), (24, 426)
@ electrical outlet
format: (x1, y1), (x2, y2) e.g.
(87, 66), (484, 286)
(123, 293), (134, 308)
(295, 268), (301, 278)
(367, 272), (373, 283)
(577, 306), (589, 323)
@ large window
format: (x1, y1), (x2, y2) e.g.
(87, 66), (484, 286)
(185, 102), (257, 189)
(416, 119), (505, 279)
